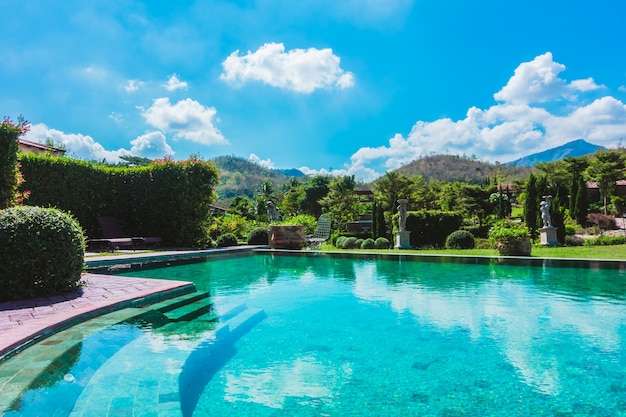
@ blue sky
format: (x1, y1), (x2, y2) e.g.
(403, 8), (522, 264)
(3, 0), (626, 181)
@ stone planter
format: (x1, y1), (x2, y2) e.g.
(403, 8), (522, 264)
(269, 225), (306, 249)
(496, 236), (532, 256)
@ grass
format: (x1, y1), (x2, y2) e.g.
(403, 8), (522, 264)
(322, 243), (626, 260)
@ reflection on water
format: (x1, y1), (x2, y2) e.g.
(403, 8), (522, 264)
(7, 253), (624, 416)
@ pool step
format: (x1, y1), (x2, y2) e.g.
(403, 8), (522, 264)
(150, 291), (210, 314)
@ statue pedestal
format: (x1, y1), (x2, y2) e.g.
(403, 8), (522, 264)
(539, 227), (559, 246)
(394, 231), (411, 249)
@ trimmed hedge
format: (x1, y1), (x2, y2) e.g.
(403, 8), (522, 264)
(247, 227), (269, 245)
(0, 206), (85, 301)
(405, 210), (463, 248)
(361, 238), (375, 249)
(445, 230), (476, 249)
(374, 237), (390, 249)
(216, 233), (238, 247)
(18, 154), (219, 247)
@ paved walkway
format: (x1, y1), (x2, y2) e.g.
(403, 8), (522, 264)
(0, 273), (194, 359)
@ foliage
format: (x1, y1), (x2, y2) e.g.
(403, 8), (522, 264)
(300, 175), (330, 218)
(374, 237), (390, 249)
(279, 213), (318, 235)
(564, 235), (585, 246)
(573, 174), (588, 226)
(488, 220), (530, 243)
(361, 238), (376, 249)
(523, 173), (539, 236)
(445, 230), (476, 249)
(280, 179), (304, 216)
(19, 154), (220, 247)
(0, 206), (85, 301)
(0, 117), (30, 209)
(585, 150), (626, 215)
(586, 213), (616, 230)
(216, 233), (238, 247)
(319, 175), (361, 232)
(583, 234), (626, 246)
(404, 210), (463, 248)
(393, 154), (531, 184)
(372, 172), (415, 213)
(208, 213), (249, 240)
(247, 227), (269, 245)
(335, 236), (347, 249)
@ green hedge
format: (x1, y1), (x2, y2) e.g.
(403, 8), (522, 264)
(405, 210), (463, 248)
(0, 206), (85, 301)
(18, 154), (219, 247)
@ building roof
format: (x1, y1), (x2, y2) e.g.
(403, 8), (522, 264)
(18, 138), (66, 154)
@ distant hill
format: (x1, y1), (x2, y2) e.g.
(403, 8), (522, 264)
(211, 155), (302, 201)
(506, 139), (604, 167)
(393, 154), (532, 184)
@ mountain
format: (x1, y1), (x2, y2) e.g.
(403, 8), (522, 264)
(393, 154), (532, 184)
(210, 155), (302, 201)
(506, 139), (604, 167)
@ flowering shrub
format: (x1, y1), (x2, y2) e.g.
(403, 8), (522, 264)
(0, 116), (30, 209)
(488, 220), (530, 243)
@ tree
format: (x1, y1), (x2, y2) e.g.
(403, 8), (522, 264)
(573, 175), (588, 226)
(319, 175), (361, 232)
(300, 175), (330, 218)
(585, 150), (625, 215)
(523, 174), (539, 236)
(0, 117), (29, 209)
(372, 172), (414, 213)
(280, 179), (304, 217)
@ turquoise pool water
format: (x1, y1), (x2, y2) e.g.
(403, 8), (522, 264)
(2, 253), (626, 416)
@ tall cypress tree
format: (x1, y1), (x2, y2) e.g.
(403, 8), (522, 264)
(550, 194), (566, 244)
(524, 174), (539, 237)
(574, 175), (588, 226)
(569, 172), (579, 214)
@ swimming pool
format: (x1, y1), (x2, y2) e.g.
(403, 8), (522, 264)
(2, 252), (626, 416)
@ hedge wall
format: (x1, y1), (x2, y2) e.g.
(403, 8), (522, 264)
(18, 154), (219, 247)
(405, 210), (463, 248)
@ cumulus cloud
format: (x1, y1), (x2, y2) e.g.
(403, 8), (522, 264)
(129, 131), (175, 158)
(346, 52), (626, 181)
(494, 52), (603, 104)
(140, 97), (227, 145)
(164, 73), (188, 91)
(249, 153), (276, 169)
(23, 124), (175, 162)
(220, 42), (355, 93)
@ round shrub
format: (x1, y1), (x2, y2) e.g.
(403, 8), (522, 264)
(0, 206), (86, 302)
(355, 239), (364, 249)
(343, 237), (358, 249)
(361, 238), (375, 249)
(374, 237), (390, 249)
(445, 230), (476, 249)
(247, 227), (269, 245)
(216, 233), (238, 247)
(335, 236), (347, 249)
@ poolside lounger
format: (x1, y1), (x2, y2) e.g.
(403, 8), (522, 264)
(87, 216), (162, 251)
(306, 214), (332, 249)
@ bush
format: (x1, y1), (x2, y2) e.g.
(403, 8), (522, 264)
(343, 237), (358, 249)
(587, 213), (616, 230)
(361, 238), (375, 249)
(445, 230), (476, 249)
(584, 234), (626, 246)
(247, 227), (269, 245)
(335, 236), (347, 249)
(216, 233), (238, 247)
(488, 220), (530, 244)
(355, 239), (364, 249)
(0, 206), (85, 301)
(374, 237), (390, 249)
(564, 235), (584, 246)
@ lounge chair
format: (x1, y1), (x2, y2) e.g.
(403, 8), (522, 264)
(306, 214), (332, 249)
(87, 216), (162, 251)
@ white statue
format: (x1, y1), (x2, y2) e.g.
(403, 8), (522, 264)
(397, 199), (408, 232)
(267, 200), (279, 222)
(540, 195), (552, 228)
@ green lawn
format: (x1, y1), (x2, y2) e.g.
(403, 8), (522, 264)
(324, 244), (626, 260)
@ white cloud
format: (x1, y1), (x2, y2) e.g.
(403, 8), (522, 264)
(23, 124), (175, 162)
(164, 73), (188, 91)
(344, 53), (626, 181)
(494, 52), (603, 104)
(129, 131), (175, 158)
(249, 153), (276, 169)
(125, 79), (144, 93)
(221, 42), (355, 93)
(140, 97), (227, 146)
(23, 123), (130, 162)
